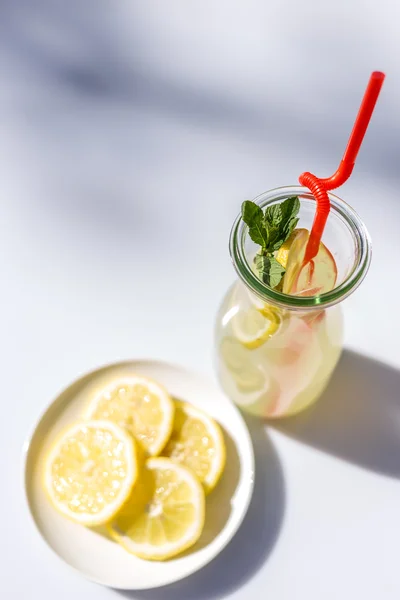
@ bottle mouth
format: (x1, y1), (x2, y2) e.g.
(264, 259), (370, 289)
(229, 185), (372, 311)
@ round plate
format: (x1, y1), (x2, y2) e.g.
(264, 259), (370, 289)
(23, 360), (255, 590)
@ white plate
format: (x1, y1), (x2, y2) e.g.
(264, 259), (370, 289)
(23, 360), (255, 590)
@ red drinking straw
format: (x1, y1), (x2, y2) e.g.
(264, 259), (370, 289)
(299, 71), (385, 264)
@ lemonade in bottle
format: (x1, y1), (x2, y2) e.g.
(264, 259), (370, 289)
(215, 187), (370, 417)
(215, 72), (384, 418)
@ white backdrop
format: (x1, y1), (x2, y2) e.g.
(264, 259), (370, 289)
(2, 1), (400, 599)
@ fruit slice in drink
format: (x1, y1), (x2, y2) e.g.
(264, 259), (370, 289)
(277, 229), (337, 296)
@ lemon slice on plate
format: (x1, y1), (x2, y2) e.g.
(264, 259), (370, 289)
(109, 457), (205, 561)
(44, 420), (137, 526)
(162, 400), (226, 494)
(231, 304), (281, 349)
(85, 375), (174, 456)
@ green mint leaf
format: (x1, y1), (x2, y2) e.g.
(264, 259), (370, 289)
(264, 203), (282, 228)
(241, 201), (269, 248)
(268, 216), (300, 252)
(269, 197), (301, 250)
(279, 197), (301, 243)
(265, 224), (283, 252)
(263, 206), (282, 251)
(254, 254), (286, 288)
(280, 196), (300, 226)
(268, 256), (286, 287)
(282, 216), (299, 242)
(263, 196), (300, 250)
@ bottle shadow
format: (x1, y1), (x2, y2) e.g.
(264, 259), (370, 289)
(273, 349), (400, 478)
(115, 418), (285, 600)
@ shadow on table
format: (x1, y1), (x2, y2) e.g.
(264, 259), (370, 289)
(273, 349), (400, 479)
(115, 419), (285, 600)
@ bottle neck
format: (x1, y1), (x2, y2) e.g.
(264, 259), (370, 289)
(230, 186), (371, 311)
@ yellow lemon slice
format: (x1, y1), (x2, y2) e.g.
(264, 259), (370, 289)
(276, 228), (309, 269)
(231, 304), (281, 349)
(44, 420), (137, 526)
(85, 375), (174, 456)
(109, 457), (205, 561)
(162, 400), (226, 494)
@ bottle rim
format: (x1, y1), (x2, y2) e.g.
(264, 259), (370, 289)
(229, 185), (372, 310)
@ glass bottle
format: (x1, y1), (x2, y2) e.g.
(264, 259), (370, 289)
(215, 186), (371, 418)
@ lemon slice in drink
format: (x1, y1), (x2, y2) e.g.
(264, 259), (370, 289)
(220, 336), (251, 373)
(276, 228), (308, 270)
(44, 420), (137, 526)
(162, 400), (226, 494)
(231, 305), (281, 349)
(234, 366), (273, 408)
(109, 457), (205, 561)
(220, 337), (267, 402)
(85, 375), (174, 456)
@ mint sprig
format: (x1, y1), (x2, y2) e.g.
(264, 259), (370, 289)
(241, 196), (300, 288)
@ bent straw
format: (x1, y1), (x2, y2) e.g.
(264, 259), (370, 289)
(300, 71), (385, 263)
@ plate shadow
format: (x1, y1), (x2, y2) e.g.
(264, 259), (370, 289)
(115, 418), (285, 600)
(186, 428), (241, 554)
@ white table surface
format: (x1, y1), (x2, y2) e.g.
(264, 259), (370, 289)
(2, 1), (400, 598)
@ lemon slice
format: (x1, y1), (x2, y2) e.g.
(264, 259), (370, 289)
(231, 304), (281, 349)
(234, 366), (272, 408)
(276, 228), (308, 269)
(220, 337), (266, 402)
(234, 363), (267, 394)
(44, 420), (137, 526)
(85, 375), (174, 456)
(162, 400), (226, 494)
(220, 336), (251, 372)
(109, 457), (205, 561)
(219, 338), (280, 414)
